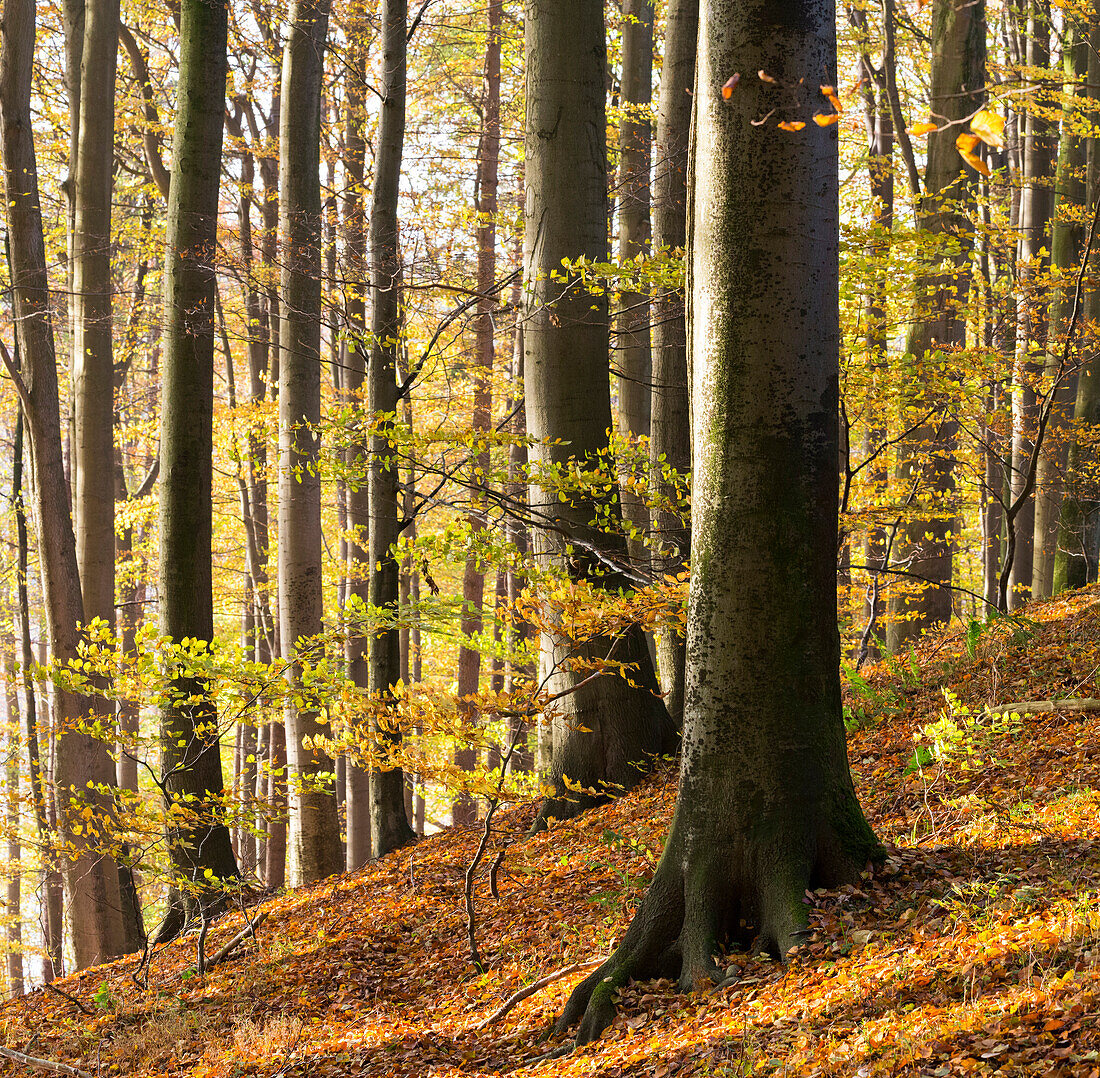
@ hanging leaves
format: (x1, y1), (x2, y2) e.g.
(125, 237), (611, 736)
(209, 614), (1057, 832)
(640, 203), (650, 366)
(814, 113), (840, 127)
(721, 74), (740, 99)
(969, 108), (1006, 149)
(778, 120), (807, 132)
(956, 131), (991, 177)
(909, 121), (939, 136)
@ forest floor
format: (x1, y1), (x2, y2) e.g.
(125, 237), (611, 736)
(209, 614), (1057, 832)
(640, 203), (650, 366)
(3, 588), (1100, 1077)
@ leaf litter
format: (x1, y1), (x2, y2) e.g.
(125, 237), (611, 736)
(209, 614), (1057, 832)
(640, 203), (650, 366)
(2, 587), (1100, 1076)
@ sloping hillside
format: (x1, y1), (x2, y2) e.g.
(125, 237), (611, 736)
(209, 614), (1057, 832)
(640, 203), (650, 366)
(3, 588), (1100, 1077)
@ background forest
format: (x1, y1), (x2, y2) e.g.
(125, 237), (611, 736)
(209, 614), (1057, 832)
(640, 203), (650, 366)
(0, 0), (1094, 1002)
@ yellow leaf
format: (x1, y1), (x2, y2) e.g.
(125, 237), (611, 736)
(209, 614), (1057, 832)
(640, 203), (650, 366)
(909, 121), (939, 136)
(970, 108), (1005, 149)
(778, 120), (806, 132)
(955, 131), (980, 153)
(814, 112), (840, 126)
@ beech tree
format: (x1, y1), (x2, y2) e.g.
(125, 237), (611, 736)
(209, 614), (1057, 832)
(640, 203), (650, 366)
(523, 0), (677, 825)
(368, 0), (416, 857)
(277, 0), (342, 885)
(0, 0), (127, 967)
(154, 0), (238, 941)
(554, 0), (879, 1042)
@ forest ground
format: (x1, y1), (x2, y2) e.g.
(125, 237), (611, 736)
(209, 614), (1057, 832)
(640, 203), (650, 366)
(2, 588), (1100, 1077)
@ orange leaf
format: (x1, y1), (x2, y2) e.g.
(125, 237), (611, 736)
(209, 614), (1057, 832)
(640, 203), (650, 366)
(820, 85), (844, 115)
(721, 74), (740, 99)
(970, 108), (1005, 149)
(758, 69), (777, 84)
(909, 122), (939, 136)
(958, 147), (992, 177)
(956, 131), (980, 153)
(778, 120), (806, 131)
(814, 113), (840, 126)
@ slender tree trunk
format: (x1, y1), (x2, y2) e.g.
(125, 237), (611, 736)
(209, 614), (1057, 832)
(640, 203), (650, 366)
(1008, 0), (1054, 607)
(887, 0), (985, 648)
(1054, 14), (1100, 593)
(453, 0), (503, 827)
(152, 0), (239, 945)
(4, 661), (23, 997)
(1, 0), (127, 968)
(556, 0), (879, 1042)
(368, 0), (416, 858)
(277, 0), (341, 885)
(343, 24), (373, 871)
(524, 0), (677, 827)
(649, 0), (696, 724)
(1033, 25), (1087, 599)
(616, 0), (655, 573)
(11, 416), (58, 981)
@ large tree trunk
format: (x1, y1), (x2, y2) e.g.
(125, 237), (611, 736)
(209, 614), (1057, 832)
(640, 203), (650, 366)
(277, 0), (342, 886)
(152, 0), (239, 944)
(556, 0), (879, 1043)
(1033, 26), (1087, 599)
(453, 0), (503, 828)
(649, 0), (696, 725)
(887, 0), (985, 647)
(342, 23), (372, 870)
(524, 0), (676, 827)
(0, 0), (127, 969)
(368, 0), (416, 857)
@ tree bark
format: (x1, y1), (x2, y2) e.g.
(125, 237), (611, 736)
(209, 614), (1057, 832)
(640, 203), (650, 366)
(1033, 25), (1087, 599)
(524, 0), (677, 827)
(1008, 0), (1054, 607)
(277, 0), (342, 886)
(556, 0), (879, 1042)
(649, 0), (696, 724)
(153, 0), (239, 944)
(342, 20), (372, 870)
(887, 0), (985, 648)
(453, 0), (503, 828)
(0, 0), (127, 969)
(615, 0), (655, 572)
(368, 0), (416, 857)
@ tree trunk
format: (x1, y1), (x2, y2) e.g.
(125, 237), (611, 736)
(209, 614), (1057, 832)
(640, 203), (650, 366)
(1008, 0), (1054, 607)
(1054, 15), (1100, 593)
(453, 0), (503, 828)
(368, 0), (416, 858)
(615, 0), (655, 572)
(1033, 25), (1087, 599)
(277, 0), (342, 886)
(0, 0), (127, 969)
(342, 22), (373, 871)
(556, 0), (879, 1042)
(152, 0), (239, 944)
(524, 0), (677, 828)
(649, 0), (696, 726)
(4, 662), (23, 997)
(887, 0), (985, 648)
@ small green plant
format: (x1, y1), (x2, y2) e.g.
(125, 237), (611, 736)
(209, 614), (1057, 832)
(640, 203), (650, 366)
(93, 980), (115, 1010)
(905, 688), (1023, 775)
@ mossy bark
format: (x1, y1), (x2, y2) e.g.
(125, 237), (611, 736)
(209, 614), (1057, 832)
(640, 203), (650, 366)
(556, 0), (880, 1042)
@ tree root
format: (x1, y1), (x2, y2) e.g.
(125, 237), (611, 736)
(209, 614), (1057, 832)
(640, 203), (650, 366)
(551, 809), (879, 1046)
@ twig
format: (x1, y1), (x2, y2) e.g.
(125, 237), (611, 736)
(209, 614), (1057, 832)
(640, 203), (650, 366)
(43, 983), (92, 1016)
(477, 956), (610, 1030)
(465, 723), (527, 973)
(207, 910), (269, 969)
(0, 1044), (94, 1078)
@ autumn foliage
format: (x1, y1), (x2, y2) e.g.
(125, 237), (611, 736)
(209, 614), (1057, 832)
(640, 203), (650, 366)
(1, 587), (1098, 1076)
